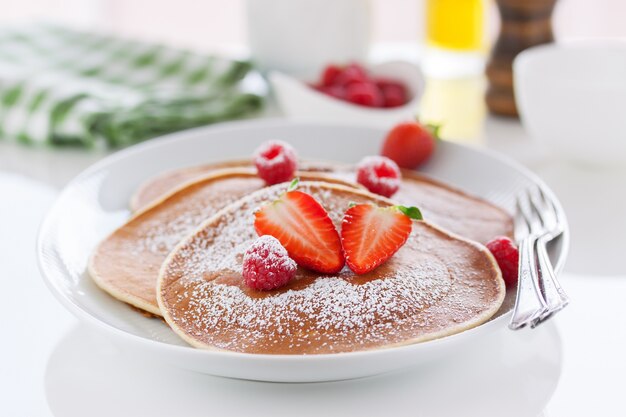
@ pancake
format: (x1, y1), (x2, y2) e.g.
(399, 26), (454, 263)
(130, 159), (336, 212)
(394, 170), (513, 244)
(89, 168), (356, 316)
(158, 182), (506, 354)
(131, 160), (513, 244)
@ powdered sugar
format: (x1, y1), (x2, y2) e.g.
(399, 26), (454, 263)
(134, 202), (208, 256)
(243, 235), (292, 266)
(159, 182), (505, 354)
(179, 261), (451, 352)
(127, 176), (263, 258)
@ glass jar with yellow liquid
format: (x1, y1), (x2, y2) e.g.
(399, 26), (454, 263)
(420, 0), (488, 144)
(423, 0), (486, 78)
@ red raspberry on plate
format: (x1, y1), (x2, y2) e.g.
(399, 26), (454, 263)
(242, 235), (297, 291)
(486, 236), (519, 288)
(356, 155), (402, 198)
(253, 140), (298, 185)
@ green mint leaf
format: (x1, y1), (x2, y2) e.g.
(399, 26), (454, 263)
(288, 177), (299, 192)
(396, 205), (423, 220)
(348, 201), (357, 208)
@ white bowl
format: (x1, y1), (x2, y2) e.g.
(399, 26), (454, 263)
(514, 40), (626, 166)
(269, 61), (424, 127)
(37, 120), (568, 382)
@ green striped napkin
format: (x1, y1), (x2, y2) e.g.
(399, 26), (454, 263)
(0, 25), (263, 147)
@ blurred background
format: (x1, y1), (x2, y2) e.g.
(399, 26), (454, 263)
(3, 0), (625, 50)
(2, 0), (625, 145)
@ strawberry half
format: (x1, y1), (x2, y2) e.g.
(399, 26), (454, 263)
(254, 185), (344, 274)
(341, 204), (422, 275)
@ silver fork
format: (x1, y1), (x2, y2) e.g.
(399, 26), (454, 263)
(529, 188), (570, 322)
(509, 187), (569, 330)
(509, 191), (547, 330)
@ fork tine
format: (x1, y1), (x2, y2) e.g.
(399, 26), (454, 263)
(543, 187), (566, 235)
(528, 188), (550, 229)
(522, 188), (546, 236)
(514, 197), (530, 242)
(531, 186), (558, 232)
(517, 189), (539, 233)
(532, 186), (569, 273)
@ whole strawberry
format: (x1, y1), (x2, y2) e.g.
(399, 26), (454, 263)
(381, 121), (439, 169)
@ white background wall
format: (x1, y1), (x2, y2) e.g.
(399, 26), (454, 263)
(1, 0), (625, 51)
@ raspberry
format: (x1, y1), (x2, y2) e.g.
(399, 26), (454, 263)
(317, 84), (346, 100)
(379, 82), (408, 108)
(242, 235), (297, 291)
(356, 155), (401, 198)
(486, 236), (519, 288)
(253, 140), (298, 185)
(321, 64), (343, 86)
(335, 63), (368, 87)
(345, 82), (383, 107)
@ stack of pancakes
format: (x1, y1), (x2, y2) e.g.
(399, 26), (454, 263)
(89, 160), (512, 354)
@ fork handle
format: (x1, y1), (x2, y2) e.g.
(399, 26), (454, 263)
(509, 237), (547, 330)
(534, 236), (570, 323)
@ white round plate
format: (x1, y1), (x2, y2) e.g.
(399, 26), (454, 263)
(37, 119), (568, 383)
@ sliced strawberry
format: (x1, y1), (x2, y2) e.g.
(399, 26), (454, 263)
(341, 204), (422, 275)
(254, 188), (344, 274)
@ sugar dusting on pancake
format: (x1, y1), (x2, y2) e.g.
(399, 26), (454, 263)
(89, 169), (357, 316)
(131, 160), (513, 245)
(158, 182), (505, 354)
(130, 159), (338, 212)
(182, 267), (451, 353)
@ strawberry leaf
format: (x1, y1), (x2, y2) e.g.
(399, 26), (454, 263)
(288, 177), (300, 192)
(396, 205), (423, 220)
(412, 116), (442, 140)
(426, 123), (442, 141)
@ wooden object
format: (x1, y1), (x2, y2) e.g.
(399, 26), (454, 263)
(486, 0), (558, 117)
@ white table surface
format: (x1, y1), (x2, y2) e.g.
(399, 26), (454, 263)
(1, 86), (625, 416)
